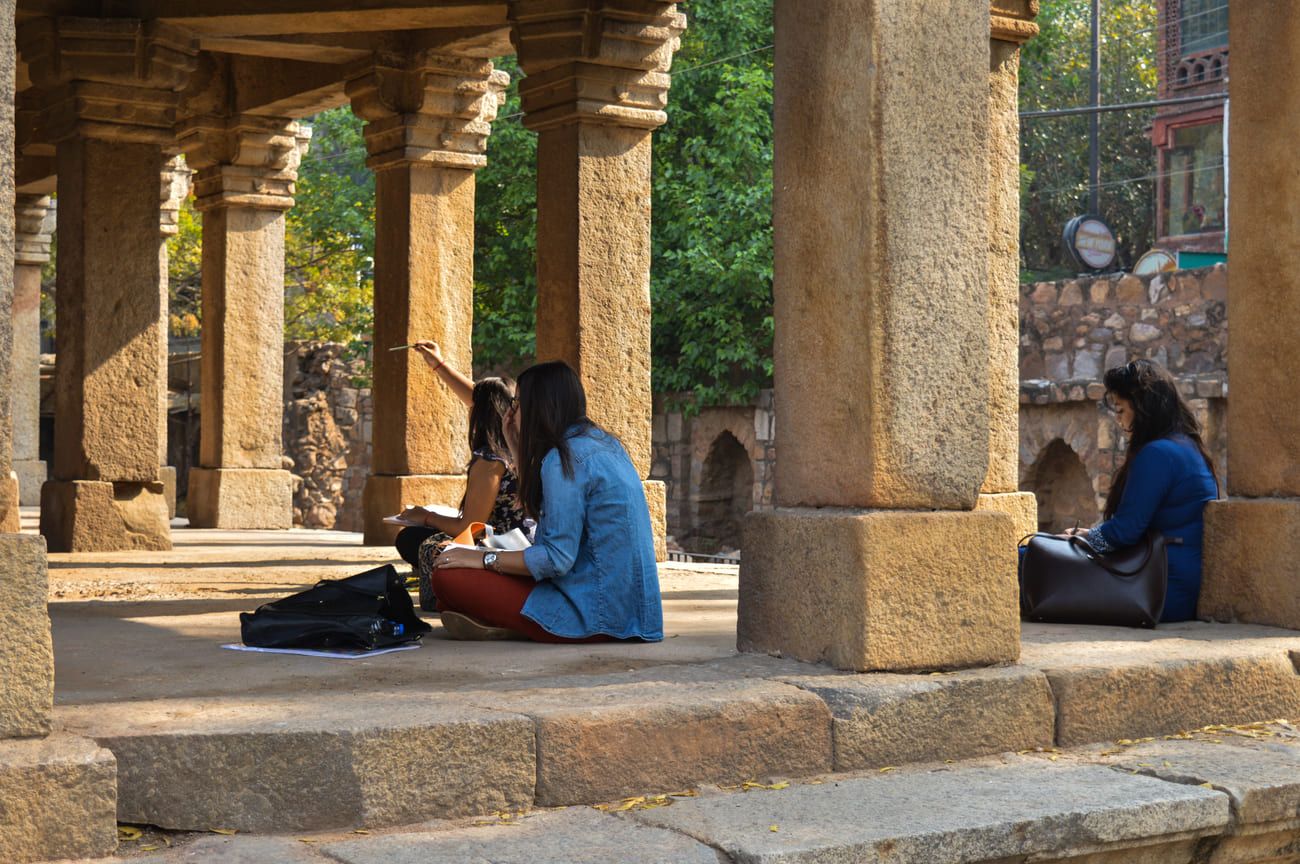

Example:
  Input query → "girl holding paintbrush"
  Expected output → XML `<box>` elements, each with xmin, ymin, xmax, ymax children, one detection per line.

<box><xmin>392</xmin><ymin>341</ymin><xmax>528</xmax><ymax>611</ymax></box>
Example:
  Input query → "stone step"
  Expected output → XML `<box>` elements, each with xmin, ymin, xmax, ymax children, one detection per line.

<box><xmin>0</xmin><ymin>734</ymin><xmax>117</xmax><ymax>863</ymax></box>
<box><xmin>52</xmin><ymin>628</ymin><xmax>1300</xmax><ymax>836</ymax></box>
<box><xmin>101</xmin><ymin>728</ymin><xmax>1300</xmax><ymax>863</ymax></box>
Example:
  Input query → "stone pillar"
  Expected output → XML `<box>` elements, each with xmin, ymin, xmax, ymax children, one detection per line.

<box><xmin>1</xmin><ymin>11</ymin><xmax>118</xmax><ymax>863</ymax></box>
<box><xmin>177</xmin><ymin>117</ymin><xmax>309</xmax><ymax>529</ymax></box>
<box><xmin>737</xmin><ymin>0</ymin><xmax>1018</xmax><ymax>672</ymax></box>
<box><xmin>347</xmin><ymin>54</ymin><xmax>509</xmax><ymax>544</ymax></box>
<box><xmin>975</xmin><ymin>2</ymin><xmax>1039</xmax><ymax>540</ymax></box>
<box><xmin>1200</xmin><ymin>9</ymin><xmax>1300</xmax><ymax>631</ymax></box>
<box><xmin>509</xmin><ymin>0</ymin><xmax>686</xmax><ymax>559</ymax></box>
<box><xmin>10</xmin><ymin>196</ymin><xmax>53</xmax><ymax>510</ymax></box>
<box><xmin>21</xmin><ymin>18</ymin><xmax>197</xmax><ymax>551</ymax></box>
<box><xmin>156</xmin><ymin>155</ymin><xmax>193</xmax><ymax>519</ymax></box>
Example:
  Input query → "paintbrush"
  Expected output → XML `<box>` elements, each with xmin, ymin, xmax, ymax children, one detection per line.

<box><xmin>388</xmin><ymin>344</ymin><xmax>417</xmax><ymax>352</ymax></box>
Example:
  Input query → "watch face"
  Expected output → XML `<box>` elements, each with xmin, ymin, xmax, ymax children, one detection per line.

<box><xmin>483</xmin><ymin>552</ymin><xmax>498</xmax><ymax>567</ymax></box>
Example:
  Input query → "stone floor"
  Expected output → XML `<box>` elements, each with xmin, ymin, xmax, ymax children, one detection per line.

<box><xmin>20</xmin><ymin>508</ymin><xmax>1300</xmax><ymax>862</ymax></box>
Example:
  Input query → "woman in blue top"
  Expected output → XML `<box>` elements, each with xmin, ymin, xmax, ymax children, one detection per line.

<box><xmin>1067</xmin><ymin>360</ymin><xmax>1219</xmax><ymax>622</ymax></box>
<box><xmin>429</xmin><ymin>361</ymin><xmax>663</xmax><ymax>643</ymax></box>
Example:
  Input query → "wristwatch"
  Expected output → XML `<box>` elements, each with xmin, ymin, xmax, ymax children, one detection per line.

<box><xmin>482</xmin><ymin>552</ymin><xmax>499</xmax><ymax>573</ymax></box>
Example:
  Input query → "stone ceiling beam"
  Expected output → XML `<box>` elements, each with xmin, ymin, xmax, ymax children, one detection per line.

<box><xmin>152</xmin><ymin>2</ymin><xmax>505</xmax><ymax>37</ymax></box>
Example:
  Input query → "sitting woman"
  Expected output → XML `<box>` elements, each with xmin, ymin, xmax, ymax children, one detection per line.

<box><xmin>392</xmin><ymin>341</ymin><xmax>527</xmax><ymax>611</ymax></box>
<box><xmin>429</xmin><ymin>361</ymin><xmax>662</xmax><ymax>643</ymax></box>
<box><xmin>1068</xmin><ymin>359</ymin><xmax>1219</xmax><ymax>622</ymax></box>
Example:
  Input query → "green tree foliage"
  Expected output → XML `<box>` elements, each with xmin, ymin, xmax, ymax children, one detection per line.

<box><xmin>649</xmin><ymin>0</ymin><xmax>773</xmax><ymax>407</ymax></box>
<box><xmin>1019</xmin><ymin>0</ymin><xmax>1159</xmax><ymax>276</ymax></box>
<box><xmin>283</xmin><ymin>107</ymin><xmax>375</xmax><ymax>347</ymax></box>
<box><xmin>473</xmin><ymin>56</ymin><xmax>539</xmax><ymax>375</ymax></box>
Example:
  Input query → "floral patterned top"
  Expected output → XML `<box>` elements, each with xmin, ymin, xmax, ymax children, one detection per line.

<box><xmin>472</xmin><ymin>451</ymin><xmax>529</xmax><ymax>536</ymax></box>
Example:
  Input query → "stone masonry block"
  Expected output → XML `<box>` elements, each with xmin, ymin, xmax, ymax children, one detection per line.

<box><xmin>478</xmin><ymin>677</ymin><xmax>832</xmax><ymax>807</ymax></box>
<box><xmin>159</xmin><ymin>464</ymin><xmax>176</xmax><ymax>518</ymax></box>
<box><xmin>0</xmin><ymin>472</ymin><xmax>18</xmax><ymax>533</ymax></box>
<box><xmin>0</xmin><ymin>734</ymin><xmax>117</xmax><ymax>863</ymax></box>
<box><xmin>975</xmin><ymin>490</ymin><xmax>1039</xmax><ymax>543</ymax></box>
<box><xmin>40</xmin><ymin>479</ymin><xmax>170</xmax><ymax>552</ymax></box>
<box><xmin>782</xmin><ymin>666</ymin><xmax>1055</xmax><ymax>771</ymax></box>
<box><xmin>0</xmin><ymin>533</ymin><xmax>52</xmax><ymax>737</ymax></box>
<box><xmin>78</xmin><ymin>697</ymin><xmax>535</xmax><ymax>832</ymax></box>
<box><xmin>739</xmin><ymin>508</ymin><xmax>1020</xmax><ymax>671</ymax></box>
<box><xmin>1201</xmin><ymin>498</ymin><xmax>1300</xmax><ymax>630</ymax></box>
<box><xmin>643</xmin><ymin>479</ymin><xmax>666</xmax><ymax>562</ymax></box>
<box><xmin>187</xmin><ymin>467</ymin><xmax>292</xmax><ymax>530</ymax></box>
<box><xmin>14</xmin><ymin>459</ymin><xmax>45</xmax><ymax>507</ymax></box>
<box><xmin>361</xmin><ymin>473</ymin><xmax>466</xmax><ymax>546</ymax></box>
<box><xmin>1042</xmin><ymin>652</ymin><xmax>1300</xmax><ymax>747</ymax></box>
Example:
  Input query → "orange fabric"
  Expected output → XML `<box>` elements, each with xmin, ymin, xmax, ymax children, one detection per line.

<box><xmin>429</xmin><ymin>567</ymin><xmax>612</xmax><ymax>644</ymax></box>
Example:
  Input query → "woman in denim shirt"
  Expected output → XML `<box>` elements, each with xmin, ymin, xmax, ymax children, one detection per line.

<box><xmin>429</xmin><ymin>362</ymin><xmax>663</xmax><ymax>643</ymax></box>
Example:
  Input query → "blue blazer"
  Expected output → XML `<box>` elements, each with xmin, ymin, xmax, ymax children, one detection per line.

<box><xmin>1091</xmin><ymin>435</ymin><xmax>1218</xmax><ymax>621</ymax></box>
<box><xmin>521</xmin><ymin>426</ymin><xmax>663</xmax><ymax>641</ymax></box>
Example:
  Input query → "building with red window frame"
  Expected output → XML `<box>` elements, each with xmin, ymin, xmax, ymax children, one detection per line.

<box><xmin>1153</xmin><ymin>0</ymin><xmax>1229</xmax><ymax>261</ymax></box>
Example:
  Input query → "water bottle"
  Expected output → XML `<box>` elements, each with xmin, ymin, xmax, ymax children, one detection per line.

<box><xmin>369</xmin><ymin>619</ymin><xmax>405</xmax><ymax>640</ymax></box>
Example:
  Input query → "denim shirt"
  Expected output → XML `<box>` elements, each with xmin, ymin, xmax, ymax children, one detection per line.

<box><xmin>521</xmin><ymin>426</ymin><xmax>663</xmax><ymax>641</ymax></box>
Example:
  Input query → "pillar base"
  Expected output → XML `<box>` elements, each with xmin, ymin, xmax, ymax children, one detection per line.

<box><xmin>0</xmin><ymin>473</ymin><xmax>18</xmax><ymax>534</ymax></box>
<box><xmin>644</xmin><ymin>479</ymin><xmax>667</xmax><ymax>562</ymax></box>
<box><xmin>738</xmin><ymin>507</ymin><xmax>1020</xmax><ymax>672</ymax></box>
<box><xmin>0</xmin><ymin>533</ymin><xmax>52</xmax><ymax>738</ymax></box>
<box><xmin>363</xmin><ymin>474</ymin><xmax>468</xmax><ymax>546</ymax></box>
<box><xmin>14</xmin><ymin>460</ymin><xmax>46</xmax><ymax>507</ymax></box>
<box><xmin>976</xmin><ymin>491</ymin><xmax>1039</xmax><ymax>543</ymax></box>
<box><xmin>187</xmin><ymin>468</ymin><xmax>292</xmax><ymax>530</ymax></box>
<box><xmin>40</xmin><ymin>480</ymin><xmax>171</xmax><ymax>553</ymax></box>
<box><xmin>1201</xmin><ymin>499</ymin><xmax>1300</xmax><ymax>630</ymax></box>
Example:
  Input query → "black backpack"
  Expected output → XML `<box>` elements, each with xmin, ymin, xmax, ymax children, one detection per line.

<box><xmin>239</xmin><ymin>564</ymin><xmax>432</xmax><ymax>650</ymax></box>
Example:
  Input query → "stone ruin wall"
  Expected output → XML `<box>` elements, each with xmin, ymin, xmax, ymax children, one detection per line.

<box><xmin>1019</xmin><ymin>265</ymin><xmax>1228</xmax><ymax>532</ymax></box>
<box><xmin>282</xmin><ymin>343</ymin><xmax>372</xmax><ymax>532</ymax></box>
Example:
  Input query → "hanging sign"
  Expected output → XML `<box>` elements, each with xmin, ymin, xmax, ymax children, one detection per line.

<box><xmin>1063</xmin><ymin>215</ymin><xmax>1118</xmax><ymax>272</ymax></box>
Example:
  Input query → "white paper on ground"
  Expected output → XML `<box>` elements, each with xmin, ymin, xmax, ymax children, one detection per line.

<box><xmin>221</xmin><ymin>643</ymin><xmax>422</xmax><ymax>659</ymax></box>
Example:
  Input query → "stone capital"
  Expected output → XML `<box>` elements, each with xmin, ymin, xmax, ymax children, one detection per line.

<box><xmin>18</xmin><ymin>17</ymin><xmax>198</xmax><ymax>144</ymax></box>
<box><xmin>177</xmin><ymin>116</ymin><xmax>310</xmax><ymax>212</ymax></box>
<box><xmin>991</xmin><ymin>1</ymin><xmax>1040</xmax><ymax>45</ymax></box>
<box><xmin>14</xmin><ymin>195</ymin><xmax>56</xmax><ymax>266</ymax></box>
<box><xmin>345</xmin><ymin>54</ymin><xmax>509</xmax><ymax>172</ymax></box>
<box><xmin>509</xmin><ymin>0</ymin><xmax>685</xmax><ymax>131</ymax></box>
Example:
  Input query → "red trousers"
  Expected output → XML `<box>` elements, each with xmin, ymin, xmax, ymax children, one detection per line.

<box><xmin>429</xmin><ymin>568</ymin><xmax>611</xmax><ymax>644</ymax></box>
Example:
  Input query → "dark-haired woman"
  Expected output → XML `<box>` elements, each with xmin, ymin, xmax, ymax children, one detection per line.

<box><xmin>1067</xmin><ymin>359</ymin><xmax>1219</xmax><ymax>622</ymax></box>
<box><xmin>392</xmin><ymin>341</ymin><xmax>528</xmax><ymax>611</ymax></box>
<box><xmin>428</xmin><ymin>361</ymin><xmax>663</xmax><ymax>643</ymax></box>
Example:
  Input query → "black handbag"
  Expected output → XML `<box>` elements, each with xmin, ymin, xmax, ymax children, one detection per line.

<box><xmin>1018</xmin><ymin>531</ymin><xmax>1170</xmax><ymax>628</ymax></box>
<box><xmin>240</xmin><ymin>564</ymin><xmax>431</xmax><ymax>650</ymax></box>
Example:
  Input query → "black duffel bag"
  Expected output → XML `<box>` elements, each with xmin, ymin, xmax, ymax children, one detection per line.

<box><xmin>240</xmin><ymin>564</ymin><xmax>431</xmax><ymax>650</ymax></box>
<box><xmin>1018</xmin><ymin>531</ymin><xmax>1169</xmax><ymax>628</ymax></box>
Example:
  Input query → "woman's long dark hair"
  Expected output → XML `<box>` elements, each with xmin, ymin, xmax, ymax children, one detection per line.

<box><xmin>467</xmin><ymin>376</ymin><xmax>515</xmax><ymax>463</ymax></box>
<box><xmin>1102</xmin><ymin>359</ymin><xmax>1218</xmax><ymax>519</ymax></box>
<box><xmin>515</xmin><ymin>361</ymin><xmax>593</xmax><ymax>518</ymax></box>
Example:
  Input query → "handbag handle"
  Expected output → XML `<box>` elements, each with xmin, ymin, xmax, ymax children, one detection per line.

<box><xmin>1066</xmin><ymin>532</ymin><xmax>1156</xmax><ymax>578</ymax></box>
<box><xmin>1020</xmin><ymin>531</ymin><xmax>1158</xmax><ymax>579</ymax></box>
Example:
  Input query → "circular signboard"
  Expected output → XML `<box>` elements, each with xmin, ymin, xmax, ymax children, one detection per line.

<box><xmin>1132</xmin><ymin>248</ymin><xmax>1178</xmax><ymax>276</ymax></box>
<box><xmin>1063</xmin><ymin>215</ymin><xmax>1118</xmax><ymax>272</ymax></box>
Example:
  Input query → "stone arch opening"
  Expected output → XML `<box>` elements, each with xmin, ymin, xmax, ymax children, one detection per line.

<box><xmin>693</xmin><ymin>431</ymin><xmax>754</xmax><ymax>553</ymax></box>
<box><xmin>1026</xmin><ymin>438</ymin><xmax>1097</xmax><ymax>534</ymax></box>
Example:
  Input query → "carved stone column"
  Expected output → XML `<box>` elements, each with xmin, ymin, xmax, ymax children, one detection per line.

<box><xmin>177</xmin><ymin>117</ymin><xmax>308</xmax><ymax>529</ymax></box>
<box><xmin>509</xmin><ymin>0</ymin><xmax>686</xmax><ymax>558</ymax></box>
<box><xmin>738</xmin><ymin>0</ymin><xmax>1018</xmax><ymax>672</ymax></box>
<box><xmin>347</xmin><ymin>53</ymin><xmax>509</xmax><ymax>544</ymax></box>
<box><xmin>20</xmin><ymin>18</ymin><xmax>197</xmax><ymax>551</ymax></box>
<box><xmin>11</xmin><ymin>195</ymin><xmax>54</xmax><ymax>509</ymax></box>
<box><xmin>975</xmin><ymin>3</ymin><xmax>1040</xmax><ymax>539</ymax></box>
<box><xmin>156</xmin><ymin>155</ymin><xmax>192</xmax><ymax>519</ymax></box>
<box><xmin>1200</xmin><ymin>8</ymin><xmax>1300</xmax><ymax>630</ymax></box>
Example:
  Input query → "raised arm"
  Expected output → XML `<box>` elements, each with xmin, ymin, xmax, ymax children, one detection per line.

<box><xmin>413</xmin><ymin>341</ymin><xmax>474</xmax><ymax>407</ymax></box>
